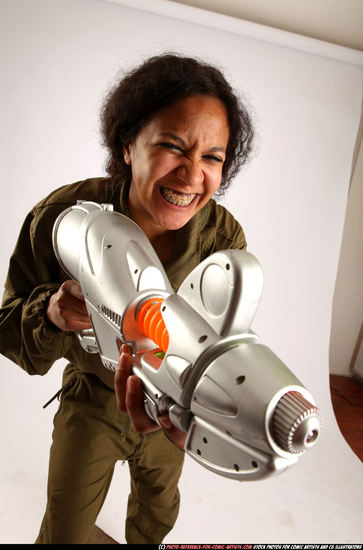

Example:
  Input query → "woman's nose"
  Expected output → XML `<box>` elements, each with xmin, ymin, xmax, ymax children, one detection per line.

<box><xmin>175</xmin><ymin>158</ymin><xmax>204</xmax><ymax>187</ymax></box>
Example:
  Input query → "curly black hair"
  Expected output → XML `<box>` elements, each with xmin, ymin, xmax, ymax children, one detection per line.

<box><xmin>101</xmin><ymin>53</ymin><xmax>254</xmax><ymax>193</ymax></box>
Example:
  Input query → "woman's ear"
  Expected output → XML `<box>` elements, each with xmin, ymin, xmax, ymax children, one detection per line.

<box><xmin>123</xmin><ymin>144</ymin><xmax>131</xmax><ymax>166</ymax></box>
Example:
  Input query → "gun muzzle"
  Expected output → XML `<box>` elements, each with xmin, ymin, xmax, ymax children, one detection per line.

<box><xmin>272</xmin><ymin>391</ymin><xmax>322</xmax><ymax>453</ymax></box>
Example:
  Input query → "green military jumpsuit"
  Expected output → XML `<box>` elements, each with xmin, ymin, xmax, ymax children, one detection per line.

<box><xmin>0</xmin><ymin>177</ymin><xmax>246</xmax><ymax>544</ymax></box>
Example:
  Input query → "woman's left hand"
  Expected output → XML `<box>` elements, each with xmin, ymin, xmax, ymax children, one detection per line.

<box><xmin>115</xmin><ymin>344</ymin><xmax>186</xmax><ymax>450</ymax></box>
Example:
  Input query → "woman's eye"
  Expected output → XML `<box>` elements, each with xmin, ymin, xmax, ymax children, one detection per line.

<box><xmin>160</xmin><ymin>142</ymin><xmax>183</xmax><ymax>152</ymax></box>
<box><xmin>204</xmin><ymin>154</ymin><xmax>223</xmax><ymax>163</ymax></box>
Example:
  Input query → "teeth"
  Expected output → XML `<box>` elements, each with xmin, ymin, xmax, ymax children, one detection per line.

<box><xmin>161</xmin><ymin>187</ymin><xmax>196</xmax><ymax>206</ymax></box>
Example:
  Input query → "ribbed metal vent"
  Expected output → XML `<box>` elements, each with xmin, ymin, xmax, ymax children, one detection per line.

<box><xmin>101</xmin><ymin>305</ymin><xmax>122</xmax><ymax>329</ymax></box>
<box><xmin>272</xmin><ymin>391</ymin><xmax>322</xmax><ymax>454</ymax></box>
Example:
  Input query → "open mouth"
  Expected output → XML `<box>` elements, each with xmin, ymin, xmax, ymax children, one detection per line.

<box><xmin>160</xmin><ymin>187</ymin><xmax>197</xmax><ymax>207</ymax></box>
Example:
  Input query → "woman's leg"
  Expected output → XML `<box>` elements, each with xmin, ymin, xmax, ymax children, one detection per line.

<box><xmin>35</xmin><ymin>369</ymin><xmax>135</xmax><ymax>544</ymax></box>
<box><xmin>125</xmin><ymin>429</ymin><xmax>185</xmax><ymax>544</ymax></box>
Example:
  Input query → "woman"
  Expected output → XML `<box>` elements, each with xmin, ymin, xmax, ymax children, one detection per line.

<box><xmin>0</xmin><ymin>53</ymin><xmax>254</xmax><ymax>544</ymax></box>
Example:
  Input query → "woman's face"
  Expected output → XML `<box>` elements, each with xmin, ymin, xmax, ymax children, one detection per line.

<box><xmin>124</xmin><ymin>95</ymin><xmax>229</xmax><ymax>240</ymax></box>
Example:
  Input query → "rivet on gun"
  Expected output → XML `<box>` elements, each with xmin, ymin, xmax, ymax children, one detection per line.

<box><xmin>104</xmin><ymin>244</ymin><xmax>112</xmax><ymax>249</ymax></box>
<box><xmin>236</xmin><ymin>375</ymin><xmax>246</xmax><ymax>385</ymax></box>
<box><xmin>252</xmin><ymin>461</ymin><xmax>258</xmax><ymax>468</ymax></box>
<box><xmin>198</xmin><ymin>335</ymin><xmax>207</xmax><ymax>343</ymax></box>
<box><xmin>190</xmin><ymin>283</ymin><xmax>194</xmax><ymax>289</ymax></box>
<box><xmin>226</xmin><ymin>263</ymin><xmax>230</xmax><ymax>270</ymax></box>
<box><xmin>134</xmin><ymin>269</ymin><xmax>138</xmax><ymax>274</ymax></box>
<box><xmin>202</xmin><ymin>437</ymin><xmax>208</xmax><ymax>444</ymax></box>
<box><xmin>197</xmin><ymin>449</ymin><xmax>201</xmax><ymax>455</ymax></box>
<box><xmin>234</xmin><ymin>464</ymin><xmax>239</xmax><ymax>471</ymax></box>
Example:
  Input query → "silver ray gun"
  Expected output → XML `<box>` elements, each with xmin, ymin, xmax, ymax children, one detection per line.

<box><xmin>53</xmin><ymin>201</ymin><xmax>322</xmax><ymax>481</ymax></box>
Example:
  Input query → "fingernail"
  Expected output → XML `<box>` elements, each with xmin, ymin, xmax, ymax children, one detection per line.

<box><xmin>159</xmin><ymin>416</ymin><xmax>172</xmax><ymax>430</ymax></box>
<box><xmin>120</xmin><ymin>343</ymin><xmax>131</xmax><ymax>354</ymax></box>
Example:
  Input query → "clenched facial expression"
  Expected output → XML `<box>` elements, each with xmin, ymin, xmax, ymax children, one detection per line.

<box><xmin>124</xmin><ymin>95</ymin><xmax>230</xmax><ymax>240</ymax></box>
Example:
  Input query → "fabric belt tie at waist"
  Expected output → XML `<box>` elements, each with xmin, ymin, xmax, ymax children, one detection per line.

<box><xmin>42</xmin><ymin>377</ymin><xmax>77</xmax><ymax>409</ymax></box>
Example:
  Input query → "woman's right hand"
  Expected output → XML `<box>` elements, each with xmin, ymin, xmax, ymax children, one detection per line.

<box><xmin>46</xmin><ymin>280</ymin><xmax>92</xmax><ymax>331</ymax></box>
<box><xmin>115</xmin><ymin>344</ymin><xmax>187</xmax><ymax>450</ymax></box>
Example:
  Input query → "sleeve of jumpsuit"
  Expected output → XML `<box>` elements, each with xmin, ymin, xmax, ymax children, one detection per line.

<box><xmin>0</xmin><ymin>206</ymin><xmax>74</xmax><ymax>376</ymax></box>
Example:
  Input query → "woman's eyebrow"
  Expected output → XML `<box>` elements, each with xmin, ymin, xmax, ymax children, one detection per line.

<box><xmin>157</xmin><ymin>132</ymin><xmax>186</xmax><ymax>146</ymax></box>
<box><xmin>208</xmin><ymin>146</ymin><xmax>226</xmax><ymax>153</ymax></box>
